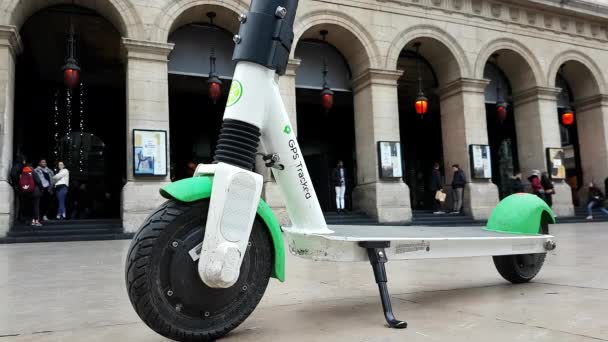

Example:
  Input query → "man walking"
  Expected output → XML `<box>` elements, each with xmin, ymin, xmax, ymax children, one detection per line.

<box><xmin>451</xmin><ymin>164</ymin><xmax>466</xmax><ymax>214</ymax></box>
<box><xmin>429</xmin><ymin>162</ymin><xmax>444</xmax><ymax>214</ymax></box>
<box><xmin>34</xmin><ymin>159</ymin><xmax>54</xmax><ymax>221</ymax></box>
<box><xmin>332</xmin><ymin>160</ymin><xmax>347</xmax><ymax>214</ymax></box>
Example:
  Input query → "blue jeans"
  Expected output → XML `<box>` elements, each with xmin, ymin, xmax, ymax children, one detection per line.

<box><xmin>56</xmin><ymin>186</ymin><xmax>68</xmax><ymax>218</ymax></box>
<box><xmin>587</xmin><ymin>201</ymin><xmax>608</xmax><ymax>216</ymax></box>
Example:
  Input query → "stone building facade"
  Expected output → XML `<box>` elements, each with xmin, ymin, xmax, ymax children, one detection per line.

<box><xmin>1</xmin><ymin>0</ymin><xmax>608</xmax><ymax>236</ymax></box>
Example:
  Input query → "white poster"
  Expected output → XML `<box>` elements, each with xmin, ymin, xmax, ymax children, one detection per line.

<box><xmin>470</xmin><ymin>145</ymin><xmax>492</xmax><ymax>179</ymax></box>
<box><xmin>133</xmin><ymin>130</ymin><xmax>167</xmax><ymax>176</ymax></box>
<box><xmin>378</xmin><ymin>141</ymin><xmax>403</xmax><ymax>178</ymax></box>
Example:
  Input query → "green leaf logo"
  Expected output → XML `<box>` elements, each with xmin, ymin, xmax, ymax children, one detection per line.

<box><xmin>226</xmin><ymin>80</ymin><xmax>243</xmax><ymax>107</ymax></box>
<box><xmin>283</xmin><ymin>125</ymin><xmax>291</xmax><ymax>134</ymax></box>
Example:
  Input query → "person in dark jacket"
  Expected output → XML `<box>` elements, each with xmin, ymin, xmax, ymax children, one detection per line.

<box><xmin>510</xmin><ymin>172</ymin><xmax>525</xmax><ymax>194</ymax></box>
<box><xmin>541</xmin><ymin>172</ymin><xmax>555</xmax><ymax>208</ymax></box>
<box><xmin>586</xmin><ymin>182</ymin><xmax>608</xmax><ymax>220</ymax></box>
<box><xmin>451</xmin><ymin>164</ymin><xmax>466</xmax><ymax>214</ymax></box>
<box><xmin>528</xmin><ymin>170</ymin><xmax>545</xmax><ymax>200</ymax></box>
<box><xmin>331</xmin><ymin>160</ymin><xmax>347</xmax><ymax>214</ymax></box>
<box><xmin>9</xmin><ymin>155</ymin><xmax>26</xmax><ymax>222</ymax></box>
<box><xmin>429</xmin><ymin>162</ymin><xmax>444</xmax><ymax>214</ymax></box>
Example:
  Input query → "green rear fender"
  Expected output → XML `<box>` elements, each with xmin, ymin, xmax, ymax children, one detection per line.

<box><xmin>159</xmin><ymin>176</ymin><xmax>285</xmax><ymax>282</ymax></box>
<box><xmin>485</xmin><ymin>193</ymin><xmax>556</xmax><ymax>235</ymax></box>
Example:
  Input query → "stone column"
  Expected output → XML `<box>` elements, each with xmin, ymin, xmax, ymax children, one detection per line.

<box><xmin>513</xmin><ymin>86</ymin><xmax>574</xmax><ymax>216</ymax></box>
<box><xmin>351</xmin><ymin>68</ymin><xmax>411</xmax><ymax>223</ymax></box>
<box><xmin>259</xmin><ymin>59</ymin><xmax>300</xmax><ymax>226</ymax></box>
<box><xmin>0</xmin><ymin>26</ymin><xmax>21</xmax><ymax>237</ymax></box>
<box><xmin>574</xmin><ymin>95</ymin><xmax>608</xmax><ymax>192</ymax></box>
<box><xmin>121</xmin><ymin>38</ymin><xmax>174</xmax><ymax>232</ymax></box>
<box><xmin>438</xmin><ymin>78</ymin><xmax>499</xmax><ymax>220</ymax></box>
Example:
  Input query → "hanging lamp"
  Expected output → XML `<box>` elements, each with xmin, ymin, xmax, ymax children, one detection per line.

<box><xmin>413</xmin><ymin>42</ymin><xmax>428</xmax><ymax>116</ymax></box>
<box><xmin>559</xmin><ymin>65</ymin><xmax>575</xmax><ymax>126</ymax></box>
<box><xmin>62</xmin><ymin>21</ymin><xmax>80</xmax><ymax>89</ymax></box>
<box><xmin>493</xmin><ymin>54</ymin><xmax>508</xmax><ymax>123</ymax></box>
<box><xmin>206</xmin><ymin>12</ymin><xmax>222</xmax><ymax>104</ymax></box>
<box><xmin>319</xmin><ymin>30</ymin><xmax>334</xmax><ymax>112</ymax></box>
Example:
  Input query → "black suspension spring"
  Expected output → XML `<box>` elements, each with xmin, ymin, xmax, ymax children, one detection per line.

<box><xmin>214</xmin><ymin>119</ymin><xmax>261</xmax><ymax>170</ymax></box>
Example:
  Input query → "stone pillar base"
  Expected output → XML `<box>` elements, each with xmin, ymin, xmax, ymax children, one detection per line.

<box><xmin>0</xmin><ymin>181</ymin><xmax>13</xmax><ymax>237</ymax></box>
<box><xmin>122</xmin><ymin>181</ymin><xmax>169</xmax><ymax>233</ymax></box>
<box><xmin>464</xmin><ymin>182</ymin><xmax>499</xmax><ymax>220</ymax></box>
<box><xmin>261</xmin><ymin>181</ymin><xmax>291</xmax><ymax>226</ymax></box>
<box><xmin>352</xmin><ymin>181</ymin><xmax>412</xmax><ymax>224</ymax></box>
<box><xmin>552</xmin><ymin>181</ymin><xmax>575</xmax><ymax>217</ymax></box>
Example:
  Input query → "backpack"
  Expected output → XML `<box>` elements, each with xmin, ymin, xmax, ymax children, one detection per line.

<box><xmin>19</xmin><ymin>171</ymin><xmax>36</xmax><ymax>193</ymax></box>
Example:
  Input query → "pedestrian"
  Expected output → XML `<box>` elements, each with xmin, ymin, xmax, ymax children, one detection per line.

<box><xmin>451</xmin><ymin>164</ymin><xmax>466</xmax><ymax>214</ymax></box>
<box><xmin>331</xmin><ymin>160</ymin><xmax>347</xmax><ymax>214</ymax></box>
<box><xmin>541</xmin><ymin>172</ymin><xmax>555</xmax><ymax>208</ymax></box>
<box><xmin>9</xmin><ymin>155</ymin><xmax>26</xmax><ymax>222</ymax></box>
<box><xmin>528</xmin><ymin>170</ymin><xmax>545</xmax><ymax>200</ymax></box>
<box><xmin>18</xmin><ymin>164</ymin><xmax>43</xmax><ymax>226</ymax></box>
<box><xmin>586</xmin><ymin>182</ymin><xmax>608</xmax><ymax>220</ymax></box>
<box><xmin>52</xmin><ymin>161</ymin><xmax>69</xmax><ymax>220</ymax></box>
<box><xmin>34</xmin><ymin>159</ymin><xmax>54</xmax><ymax>221</ymax></box>
<box><xmin>510</xmin><ymin>172</ymin><xmax>525</xmax><ymax>195</ymax></box>
<box><xmin>429</xmin><ymin>162</ymin><xmax>445</xmax><ymax>214</ymax></box>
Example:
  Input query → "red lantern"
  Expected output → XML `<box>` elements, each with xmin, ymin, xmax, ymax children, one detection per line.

<box><xmin>496</xmin><ymin>101</ymin><xmax>508</xmax><ymax>122</ymax></box>
<box><xmin>321</xmin><ymin>87</ymin><xmax>334</xmax><ymax>111</ymax></box>
<box><xmin>415</xmin><ymin>93</ymin><xmax>428</xmax><ymax>115</ymax></box>
<box><xmin>207</xmin><ymin>76</ymin><xmax>222</xmax><ymax>104</ymax></box>
<box><xmin>63</xmin><ymin>67</ymin><xmax>80</xmax><ymax>89</ymax></box>
<box><xmin>562</xmin><ymin>109</ymin><xmax>574</xmax><ymax>126</ymax></box>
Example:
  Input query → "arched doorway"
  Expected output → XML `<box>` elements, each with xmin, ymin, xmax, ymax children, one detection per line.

<box><xmin>294</xmin><ymin>30</ymin><xmax>355</xmax><ymax>212</ymax></box>
<box><xmin>553</xmin><ymin>59</ymin><xmax>603</xmax><ymax>205</ymax></box>
<box><xmin>14</xmin><ymin>4</ymin><xmax>126</xmax><ymax>220</ymax></box>
<box><xmin>167</xmin><ymin>7</ymin><xmax>236</xmax><ymax>180</ymax></box>
<box><xmin>483</xmin><ymin>60</ymin><xmax>519</xmax><ymax>199</ymax></box>
<box><xmin>396</xmin><ymin>43</ymin><xmax>441</xmax><ymax>210</ymax></box>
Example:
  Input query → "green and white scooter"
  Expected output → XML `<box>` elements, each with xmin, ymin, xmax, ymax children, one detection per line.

<box><xmin>125</xmin><ymin>1</ymin><xmax>557</xmax><ymax>340</ymax></box>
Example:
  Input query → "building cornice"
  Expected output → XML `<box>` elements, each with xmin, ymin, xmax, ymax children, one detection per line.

<box><xmin>371</xmin><ymin>0</ymin><xmax>608</xmax><ymax>42</ymax></box>
<box><xmin>0</xmin><ymin>25</ymin><xmax>22</xmax><ymax>57</ymax></box>
<box><xmin>437</xmin><ymin>78</ymin><xmax>490</xmax><ymax>100</ymax></box>
<box><xmin>351</xmin><ymin>69</ymin><xmax>404</xmax><ymax>93</ymax></box>
<box><xmin>513</xmin><ymin>86</ymin><xmax>561</xmax><ymax>105</ymax></box>
<box><xmin>573</xmin><ymin>94</ymin><xmax>608</xmax><ymax>111</ymax></box>
<box><xmin>122</xmin><ymin>38</ymin><xmax>174</xmax><ymax>62</ymax></box>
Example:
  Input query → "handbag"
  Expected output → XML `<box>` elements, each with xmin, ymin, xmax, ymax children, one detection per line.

<box><xmin>435</xmin><ymin>190</ymin><xmax>447</xmax><ymax>202</ymax></box>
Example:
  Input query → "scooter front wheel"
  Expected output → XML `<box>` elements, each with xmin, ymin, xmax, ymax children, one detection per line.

<box><xmin>125</xmin><ymin>199</ymin><xmax>272</xmax><ymax>342</ymax></box>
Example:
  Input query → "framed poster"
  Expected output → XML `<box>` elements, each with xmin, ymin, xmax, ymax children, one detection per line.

<box><xmin>546</xmin><ymin>147</ymin><xmax>566</xmax><ymax>180</ymax></box>
<box><xmin>377</xmin><ymin>141</ymin><xmax>403</xmax><ymax>179</ymax></box>
<box><xmin>133</xmin><ymin>129</ymin><xmax>167</xmax><ymax>176</ymax></box>
<box><xmin>469</xmin><ymin>144</ymin><xmax>492</xmax><ymax>179</ymax></box>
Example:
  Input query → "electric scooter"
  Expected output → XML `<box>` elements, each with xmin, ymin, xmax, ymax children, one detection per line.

<box><xmin>125</xmin><ymin>1</ymin><xmax>557</xmax><ymax>340</ymax></box>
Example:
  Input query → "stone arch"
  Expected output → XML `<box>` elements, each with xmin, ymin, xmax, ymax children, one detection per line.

<box><xmin>152</xmin><ymin>0</ymin><xmax>249</xmax><ymax>42</ymax></box>
<box><xmin>292</xmin><ymin>10</ymin><xmax>379</xmax><ymax>76</ymax></box>
<box><xmin>386</xmin><ymin>24</ymin><xmax>470</xmax><ymax>84</ymax></box>
<box><xmin>2</xmin><ymin>0</ymin><xmax>143</xmax><ymax>39</ymax></box>
<box><xmin>547</xmin><ymin>50</ymin><xmax>605</xmax><ymax>99</ymax></box>
<box><xmin>475</xmin><ymin>38</ymin><xmax>544</xmax><ymax>91</ymax></box>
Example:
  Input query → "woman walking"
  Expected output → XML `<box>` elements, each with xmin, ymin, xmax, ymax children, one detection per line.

<box><xmin>53</xmin><ymin>161</ymin><xmax>70</xmax><ymax>220</ymax></box>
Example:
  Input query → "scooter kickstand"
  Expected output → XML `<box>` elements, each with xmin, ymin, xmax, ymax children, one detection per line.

<box><xmin>359</xmin><ymin>241</ymin><xmax>407</xmax><ymax>329</ymax></box>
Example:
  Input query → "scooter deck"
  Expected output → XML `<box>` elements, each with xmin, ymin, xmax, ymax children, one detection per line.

<box><xmin>284</xmin><ymin>225</ymin><xmax>554</xmax><ymax>262</ymax></box>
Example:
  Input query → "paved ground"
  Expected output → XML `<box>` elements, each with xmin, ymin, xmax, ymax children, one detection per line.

<box><xmin>1</xmin><ymin>222</ymin><xmax>607</xmax><ymax>341</ymax></box>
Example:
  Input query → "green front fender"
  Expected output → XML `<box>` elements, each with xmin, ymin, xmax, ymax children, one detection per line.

<box><xmin>159</xmin><ymin>176</ymin><xmax>285</xmax><ymax>282</ymax></box>
<box><xmin>485</xmin><ymin>193</ymin><xmax>556</xmax><ymax>235</ymax></box>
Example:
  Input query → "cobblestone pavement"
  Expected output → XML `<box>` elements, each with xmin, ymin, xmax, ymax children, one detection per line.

<box><xmin>1</xmin><ymin>223</ymin><xmax>607</xmax><ymax>341</ymax></box>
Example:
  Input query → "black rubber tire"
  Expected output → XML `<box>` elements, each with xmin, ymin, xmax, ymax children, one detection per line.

<box><xmin>492</xmin><ymin>222</ymin><xmax>549</xmax><ymax>284</ymax></box>
<box><xmin>125</xmin><ymin>199</ymin><xmax>272</xmax><ymax>341</ymax></box>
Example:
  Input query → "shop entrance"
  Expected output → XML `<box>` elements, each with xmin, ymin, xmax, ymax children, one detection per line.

<box><xmin>13</xmin><ymin>5</ymin><xmax>126</xmax><ymax>220</ymax></box>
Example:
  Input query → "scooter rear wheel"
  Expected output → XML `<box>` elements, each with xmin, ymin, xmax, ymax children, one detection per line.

<box><xmin>492</xmin><ymin>222</ymin><xmax>548</xmax><ymax>284</ymax></box>
<box><xmin>125</xmin><ymin>199</ymin><xmax>272</xmax><ymax>341</ymax></box>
